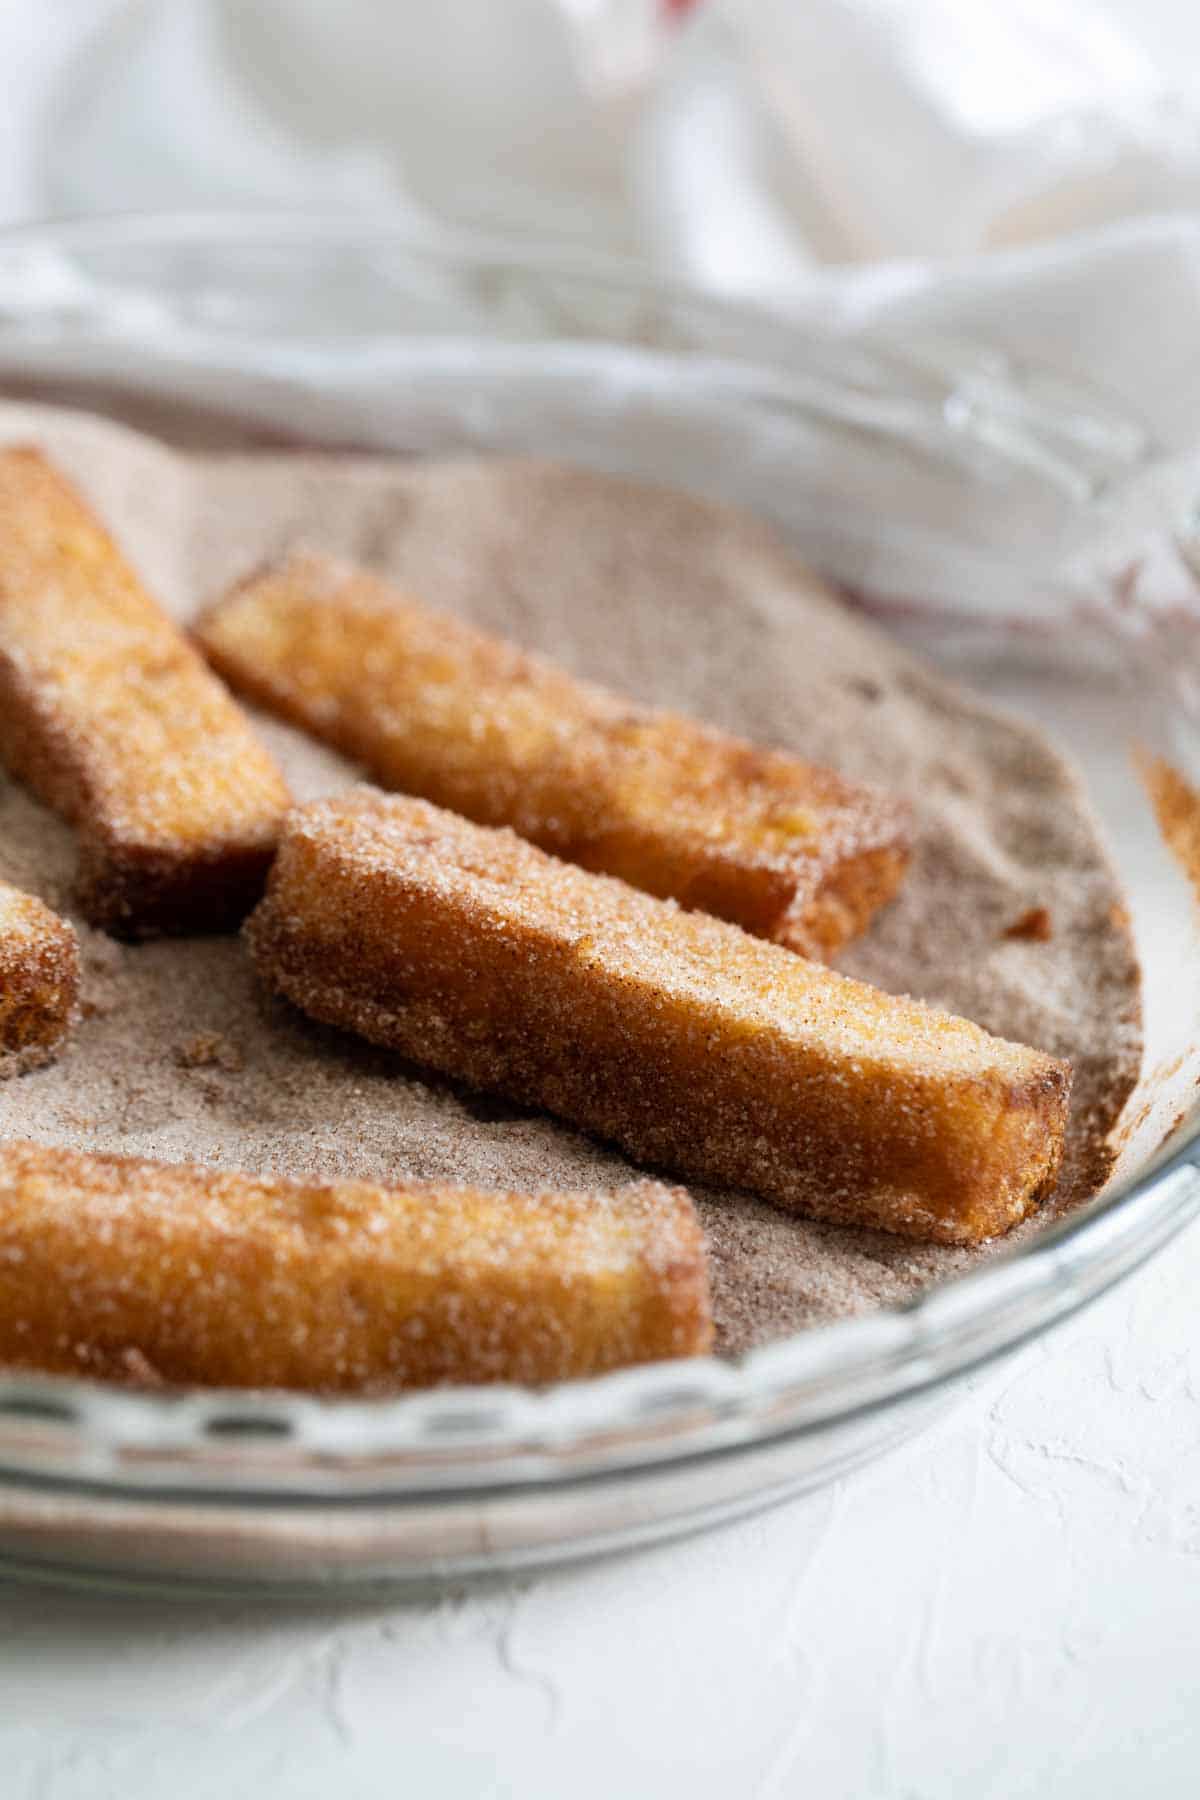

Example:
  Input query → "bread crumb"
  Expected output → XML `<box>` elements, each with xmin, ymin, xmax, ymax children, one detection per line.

<box><xmin>175</xmin><ymin>1031</ymin><xmax>244</xmax><ymax>1073</ymax></box>
<box><xmin>1003</xmin><ymin>906</ymin><xmax>1053</xmax><ymax>942</ymax></box>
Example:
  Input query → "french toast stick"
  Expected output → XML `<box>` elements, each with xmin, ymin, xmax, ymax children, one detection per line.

<box><xmin>0</xmin><ymin>1141</ymin><xmax>711</xmax><ymax>1391</ymax></box>
<box><xmin>0</xmin><ymin>882</ymin><xmax>79</xmax><ymax>1074</ymax></box>
<box><xmin>198</xmin><ymin>553</ymin><xmax>909</xmax><ymax>957</ymax></box>
<box><xmin>247</xmin><ymin>791</ymin><xmax>1071</xmax><ymax>1245</ymax></box>
<box><xmin>0</xmin><ymin>449</ymin><xmax>291</xmax><ymax>936</ymax></box>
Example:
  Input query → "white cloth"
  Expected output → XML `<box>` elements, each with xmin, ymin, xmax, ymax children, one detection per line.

<box><xmin>8</xmin><ymin>0</ymin><xmax>1200</xmax><ymax>645</ymax></box>
<box><xmin>26</xmin><ymin>1</ymin><xmax>1200</xmax><ymax>273</ymax></box>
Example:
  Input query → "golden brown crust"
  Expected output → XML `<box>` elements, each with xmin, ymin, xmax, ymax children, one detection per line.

<box><xmin>197</xmin><ymin>553</ymin><xmax>910</xmax><ymax>957</ymax></box>
<box><xmin>0</xmin><ymin>1140</ymin><xmax>711</xmax><ymax>1391</ymax></box>
<box><xmin>0</xmin><ymin>449</ymin><xmax>292</xmax><ymax>937</ymax></box>
<box><xmin>0</xmin><ymin>882</ymin><xmax>79</xmax><ymax>1075</ymax></box>
<box><xmin>247</xmin><ymin>791</ymin><xmax>1072</xmax><ymax>1246</ymax></box>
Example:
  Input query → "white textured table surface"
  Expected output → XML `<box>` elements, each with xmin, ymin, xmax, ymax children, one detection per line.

<box><xmin>6</xmin><ymin>1220</ymin><xmax>1200</xmax><ymax>1799</ymax></box>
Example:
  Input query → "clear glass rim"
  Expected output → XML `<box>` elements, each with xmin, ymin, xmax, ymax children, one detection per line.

<box><xmin>0</xmin><ymin>205</ymin><xmax>776</xmax><ymax>309</ymax></box>
<box><xmin>0</xmin><ymin>208</ymin><xmax>1196</xmax><ymax>1506</ymax></box>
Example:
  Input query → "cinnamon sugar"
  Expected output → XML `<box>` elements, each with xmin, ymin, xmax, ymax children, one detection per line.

<box><xmin>0</xmin><ymin>411</ymin><xmax>1143</xmax><ymax>1355</ymax></box>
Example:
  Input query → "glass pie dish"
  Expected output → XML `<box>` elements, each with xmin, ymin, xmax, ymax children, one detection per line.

<box><xmin>0</xmin><ymin>213</ymin><xmax>1198</xmax><ymax>1595</ymax></box>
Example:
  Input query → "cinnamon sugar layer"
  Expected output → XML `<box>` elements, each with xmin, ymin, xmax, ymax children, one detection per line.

<box><xmin>0</xmin><ymin>417</ymin><xmax>1143</xmax><ymax>1351</ymax></box>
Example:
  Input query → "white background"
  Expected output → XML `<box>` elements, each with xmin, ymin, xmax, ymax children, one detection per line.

<box><xmin>5</xmin><ymin>6</ymin><xmax>1200</xmax><ymax>1795</ymax></box>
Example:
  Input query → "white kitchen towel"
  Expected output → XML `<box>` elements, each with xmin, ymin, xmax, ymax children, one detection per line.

<box><xmin>30</xmin><ymin>0</ymin><xmax>1200</xmax><ymax>275</ymax></box>
<box><xmin>6</xmin><ymin>0</ymin><xmax>1200</xmax><ymax>645</ymax></box>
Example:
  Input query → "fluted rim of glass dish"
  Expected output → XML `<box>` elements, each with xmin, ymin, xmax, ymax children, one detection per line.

<box><xmin>0</xmin><ymin>208</ymin><xmax>1197</xmax><ymax>1507</ymax></box>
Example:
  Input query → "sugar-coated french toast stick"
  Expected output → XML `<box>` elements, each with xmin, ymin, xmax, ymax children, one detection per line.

<box><xmin>0</xmin><ymin>1141</ymin><xmax>711</xmax><ymax>1391</ymax></box>
<box><xmin>198</xmin><ymin>553</ymin><xmax>910</xmax><ymax>958</ymax></box>
<box><xmin>0</xmin><ymin>882</ymin><xmax>79</xmax><ymax>1075</ymax></box>
<box><xmin>0</xmin><ymin>450</ymin><xmax>292</xmax><ymax>936</ymax></box>
<box><xmin>249</xmin><ymin>792</ymin><xmax>1071</xmax><ymax>1245</ymax></box>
